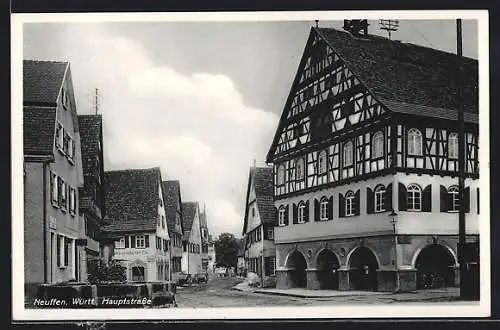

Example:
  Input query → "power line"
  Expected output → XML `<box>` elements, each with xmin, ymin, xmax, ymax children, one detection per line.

<box><xmin>407</xmin><ymin>21</ymin><xmax>435</xmax><ymax>49</ymax></box>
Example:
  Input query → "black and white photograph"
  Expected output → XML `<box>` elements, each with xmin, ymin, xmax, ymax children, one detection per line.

<box><xmin>12</xmin><ymin>10</ymin><xmax>490</xmax><ymax>320</ymax></box>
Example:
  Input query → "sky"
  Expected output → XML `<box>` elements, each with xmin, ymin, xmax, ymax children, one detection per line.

<box><xmin>22</xmin><ymin>18</ymin><xmax>478</xmax><ymax>238</ymax></box>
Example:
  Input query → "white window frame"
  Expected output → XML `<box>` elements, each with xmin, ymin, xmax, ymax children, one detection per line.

<box><xmin>296</xmin><ymin>158</ymin><xmax>305</xmax><ymax>180</ymax></box>
<box><xmin>407</xmin><ymin>184</ymin><xmax>422</xmax><ymax>211</ymax></box>
<box><xmin>278</xmin><ymin>208</ymin><xmax>286</xmax><ymax>226</ymax></box>
<box><xmin>58</xmin><ymin>234</ymin><xmax>66</xmax><ymax>268</ymax></box>
<box><xmin>51</xmin><ymin>171</ymin><xmax>58</xmax><ymax>207</ymax></box>
<box><xmin>318</xmin><ymin>150</ymin><xmax>327</xmax><ymax>174</ymax></box>
<box><xmin>372</xmin><ymin>131</ymin><xmax>384</xmax><ymax>159</ymax></box>
<box><xmin>267</xmin><ymin>228</ymin><xmax>274</xmax><ymax>240</ymax></box>
<box><xmin>343</xmin><ymin>141</ymin><xmax>354</xmax><ymax>167</ymax></box>
<box><xmin>407</xmin><ymin>128</ymin><xmax>423</xmax><ymax>156</ymax></box>
<box><xmin>277</xmin><ymin>165</ymin><xmax>285</xmax><ymax>186</ymax></box>
<box><xmin>69</xmin><ymin>186</ymin><xmax>76</xmax><ymax>215</ymax></box>
<box><xmin>115</xmin><ymin>237</ymin><xmax>126</xmax><ymax>249</ymax></box>
<box><xmin>320</xmin><ymin>198</ymin><xmax>329</xmax><ymax>220</ymax></box>
<box><xmin>345</xmin><ymin>191</ymin><xmax>355</xmax><ymax>216</ymax></box>
<box><xmin>135</xmin><ymin>235</ymin><xmax>146</xmax><ymax>249</ymax></box>
<box><xmin>448</xmin><ymin>185</ymin><xmax>460</xmax><ymax>212</ymax></box>
<box><xmin>59</xmin><ymin>177</ymin><xmax>67</xmax><ymax>211</ymax></box>
<box><xmin>298</xmin><ymin>203</ymin><xmax>306</xmax><ymax>223</ymax></box>
<box><xmin>448</xmin><ymin>133</ymin><xmax>459</xmax><ymax>159</ymax></box>
<box><xmin>374</xmin><ymin>186</ymin><xmax>386</xmax><ymax>212</ymax></box>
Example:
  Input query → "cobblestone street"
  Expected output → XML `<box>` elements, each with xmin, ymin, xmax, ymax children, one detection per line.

<box><xmin>175</xmin><ymin>276</ymin><xmax>467</xmax><ymax>308</ymax></box>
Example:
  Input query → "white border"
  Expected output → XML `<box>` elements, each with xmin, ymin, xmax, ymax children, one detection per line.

<box><xmin>12</xmin><ymin>10</ymin><xmax>490</xmax><ymax>320</ymax></box>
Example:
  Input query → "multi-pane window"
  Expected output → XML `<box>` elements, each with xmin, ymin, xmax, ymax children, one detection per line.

<box><xmin>56</xmin><ymin>122</ymin><xmax>64</xmax><ymax>150</ymax></box>
<box><xmin>64</xmin><ymin>132</ymin><xmax>74</xmax><ymax>160</ymax></box>
<box><xmin>267</xmin><ymin>228</ymin><xmax>274</xmax><ymax>240</ymax></box>
<box><xmin>374</xmin><ymin>185</ymin><xmax>386</xmax><ymax>212</ymax></box>
<box><xmin>320</xmin><ymin>198</ymin><xmax>329</xmax><ymax>220</ymax></box>
<box><xmin>298</xmin><ymin>203</ymin><xmax>306</xmax><ymax>223</ymax></box>
<box><xmin>57</xmin><ymin>235</ymin><xmax>72</xmax><ymax>268</ymax></box>
<box><xmin>163</xmin><ymin>239</ymin><xmax>168</xmax><ymax>252</ymax></box>
<box><xmin>278</xmin><ymin>207</ymin><xmax>286</xmax><ymax>226</ymax></box>
<box><xmin>50</xmin><ymin>172</ymin><xmax>58</xmax><ymax>206</ymax></box>
<box><xmin>345</xmin><ymin>191</ymin><xmax>355</xmax><ymax>216</ymax></box>
<box><xmin>407</xmin><ymin>184</ymin><xmax>422</xmax><ymax>211</ymax></box>
<box><xmin>407</xmin><ymin>128</ymin><xmax>423</xmax><ymax>156</ymax></box>
<box><xmin>58</xmin><ymin>177</ymin><xmax>67</xmax><ymax>210</ymax></box>
<box><xmin>448</xmin><ymin>186</ymin><xmax>460</xmax><ymax>212</ymax></box>
<box><xmin>296</xmin><ymin>158</ymin><xmax>305</xmax><ymax>180</ymax></box>
<box><xmin>277</xmin><ymin>165</ymin><xmax>285</xmax><ymax>186</ymax></box>
<box><xmin>372</xmin><ymin>131</ymin><xmax>384</xmax><ymax>159</ymax></box>
<box><xmin>343</xmin><ymin>141</ymin><xmax>354</xmax><ymax>167</ymax></box>
<box><xmin>115</xmin><ymin>237</ymin><xmax>126</xmax><ymax>249</ymax></box>
<box><xmin>448</xmin><ymin>133</ymin><xmax>459</xmax><ymax>159</ymax></box>
<box><xmin>135</xmin><ymin>235</ymin><xmax>146</xmax><ymax>248</ymax></box>
<box><xmin>318</xmin><ymin>150</ymin><xmax>327</xmax><ymax>174</ymax></box>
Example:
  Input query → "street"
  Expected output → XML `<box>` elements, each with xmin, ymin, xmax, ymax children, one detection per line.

<box><xmin>175</xmin><ymin>276</ymin><xmax>464</xmax><ymax>308</ymax></box>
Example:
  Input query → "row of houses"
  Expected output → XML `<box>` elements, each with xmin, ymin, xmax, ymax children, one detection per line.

<box><xmin>23</xmin><ymin>60</ymin><xmax>214</xmax><ymax>297</ymax></box>
<box><xmin>241</xmin><ymin>22</ymin><xmax>480</xmax><ymax>292</ymax></box>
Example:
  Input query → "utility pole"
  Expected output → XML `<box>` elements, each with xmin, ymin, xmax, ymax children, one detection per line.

<box><xmin>456</xmin><ymin>18</ymin><xmax>467</xmax><ymax>300</ymax></box>
<box><xmin>379</xmin><ymin>19</ymin><xmax>399</xmax><ymax>40</ymax></box>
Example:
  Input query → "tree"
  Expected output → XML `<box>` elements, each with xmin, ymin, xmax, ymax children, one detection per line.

<box><xmin>88</xmin><ymin>260</ymin><xmax>127</xmax><ymax>284</ymax></box>
<box><xmin>214</xmin><ymin>233</ymin><xmax>239</xmax><ymax>268</ymax></box>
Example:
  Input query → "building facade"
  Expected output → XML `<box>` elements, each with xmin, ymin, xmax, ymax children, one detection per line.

<box><xmin>207</xmin><ymin>235</ymin><xmax>216</xmax><ymax>273</ymax></box>
<box><xmin>162</xmin><ymin>180</ymin><xmax>185</xmax><ymax>281</ymax></box>
<box><xmin>199</xmin><ymin>206</ymin><xmax>211</xmax><ymax>274</ymax></box>
<box><xmin>266</xmin><ymin>26</ymin><xmax>479</xmax><ymax>291</ymax></box>
<box><xmin>181</xmin><ymin>202</ymin><xmax>203</xmax><ymax>276</ymax></box>
<box><xmin>102</xmin><ymin>168</ymin><xmax>171</xmax><ymax>282</ymax></box>
<box><xmin>23</xmin><ymin>60</ymin><xmax>86</xmax><ymax>296</ymax></box>
<box><xmin>77</xmin><ymin>114</ymin><xmax>106</xmax><ymax>277</ymax></box>
<box><xmin>242</xmin><ymin>166</ymin><xmax>277</xmax><ymax>287</ymax></box>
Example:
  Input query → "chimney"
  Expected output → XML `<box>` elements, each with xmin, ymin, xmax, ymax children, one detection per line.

<box><xmin>343</xmin><ymin>19</ymin><xmax>369</xmax><ymax>36</ymax></box>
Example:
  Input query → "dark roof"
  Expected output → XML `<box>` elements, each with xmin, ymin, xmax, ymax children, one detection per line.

<box><xmin>103</xmin><ymin>167</ymin><xmax>161</xmax><ymax>233</ymax></box>
<box><xmin>181</xmin><ymin>202</ymin><xmax>198</xmax><ymax>241</ymax></box>
<box><xmin>161</xmin><ymin>181</ymin><xmax>183</xmax><ymax>234</ymax></box>
<box><xmin>23</xmin><ymin>106</ymin><xmax>56</xmax><ymax>155</ymax></box>
<box><xmin>315</xmin><ymin>27</ymin><xmax>478</xmax><ymax>114</ymax></box>
<box><xmin>24</xmin><ymin>60</ymin><xmax>68</xmax><ymax>105</ymax></box>
<box><xmin>242</xmin><ymin>166</ymin><xmax>275</xmax><ymax>234</ymax></box>
<box><xmin>78</xmin><ymin>115</ymin><xmax>102</xmax><ymax>177</ymax></box>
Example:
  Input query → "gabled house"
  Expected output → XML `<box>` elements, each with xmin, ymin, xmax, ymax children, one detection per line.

<box><xmin>266</xmin><ymin>24</ymin><xmax>479</xmax><ymax>291</ymax></box>
<box><xmin>77</xmin><ymin>114</ymin><xmax>106</xmax><ymax>274</ymax></box>
<box><xmin>181</xmin><ymin>202</ymin><xmax>203</xmax><ymax>276</ymax></box>
<box><xmin>242</xmin><ymin>166</ymin><xmax>276</xmax><ymax>287</ymax></box>
<box><xmin>102</xmin><ymin>167</ymin><xmax>170</xmax><ymax>282</ymax></box>
<box><xmin>161</xmin><ymin>180</ymin><xmax>184</xmax><ymax>280</ymax></box>
<box><xmin>23</xmin><ymin>60</ymin><xmax>86</xmax><ymax>296</ymax></box>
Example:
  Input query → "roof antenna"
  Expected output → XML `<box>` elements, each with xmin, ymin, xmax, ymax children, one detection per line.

<box><xmin>379</xmin><ymin>19</ymin><xmax>399</xmax><ymax>40</ymax></box>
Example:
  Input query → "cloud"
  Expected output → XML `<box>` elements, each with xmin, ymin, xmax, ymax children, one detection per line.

<box><xmin>31</xmin><ymin>23</ymin><xmax>279</xmax><ymax>236</ymax></box>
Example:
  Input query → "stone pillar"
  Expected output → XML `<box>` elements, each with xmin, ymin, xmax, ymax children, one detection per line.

<box><xmin>306</xmin><ymin>269</ymin><xmax>320</xmax><ymax>290</ymax></box>
<box><xmin>275</xmin><ymin>269</ymin><xmax>293</xmax><ymax>289</ymax></box>
<box><xmin>337</xmin><ymin>267</ymin><xmax>351</xmax><ymax>291</ymax></box>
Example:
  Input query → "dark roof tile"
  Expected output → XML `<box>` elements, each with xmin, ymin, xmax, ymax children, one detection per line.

<box><xmin>23</xmin><ymin>60</ymin><xmax>68</xmax><ymax>105</ymax></box>
<box><xmin>161</xmin><ymin>180</ymin><xmax>183</xmax><ymax>234</ymax></box>
<box><xmin>181</xmin><ymin>202</ymin><xmax>198</xmax><ymax>241</ymax></box>
<box><xmin>23</xmin><ymin>106</ymin><xmax>56</xmax><ymax>155</ymax></box>
<box><xmin>78</xmin><ymin>115</ymin><xmax>102</xmax><ymax>177</ymax></box>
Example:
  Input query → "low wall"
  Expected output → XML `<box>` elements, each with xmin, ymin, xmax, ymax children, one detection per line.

<box><xmin>32</xmin><ymin>281</ymin><xmax>176</xmax><ymax>308</ymax></box>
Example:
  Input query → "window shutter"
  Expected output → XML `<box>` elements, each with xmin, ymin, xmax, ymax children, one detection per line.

<box><xmin>64</xmin><ymin>238</ymin><xmax>69</xmax><ymax>266</ymax></box>
<box><xmin>284</xmin><ymin>205</ymin><xmax>289</xmax><ymax>225</ymax></box>
<box><xmin>339</xmin><ymin>193</ymin><xmax>345</xmax><ymax>217</ymax></box>
<box><xmin>328</xmin><ymin>196</ymin><xmax>334</xmax><ymax>220</ymax></box>
<box><xmin>56</xmin><ymin>236</ymin><xmax>61</xmax><ymax>266</ymax></box>
<box><xmin>263</xmin><ymin>226</ymin><xmax>268</xmax><ymax>240</ymax></box>
<box><xmin>422</xmin><ymin>184</ymin><xmax>432</xmax><ymax>212</ymax></box>
<box><xmin>125</xmin><ymin>236</ymin><xmax>129</xmax><ymax>248</ymax></box>
<box><xmin>314</xmin><ymin>199</ymin><xmax>320</xmax><ymax>221</ymax></box>
<box><xmin>354</xmin><ymin>189</ymin><xmax>361</xmax><ymax>216</ymax></box>
<box><xmin>304</xmin><ymin>200</ymin><xmax>310</xmax><ymax>222</ymax></box>
<box><xmin>386</xmin><ymin>183</ymin><xmax>393</xmax><ymax>211</ymax></box>
<box><xmin>292</xmin><ymin>203</ymin><xmax>298</xmax><ymax>224</ymax></box>
<box><xmin>398</xmin><ymin>183</ymin><xmax>407</xmax><ymax>211</ymax></box>
<box><xmin>477</xmin><ymin>188</ymin><xmax>480</xmax><ymax>214</ymax></box>
<box><xmin>464</xmin><ymin>187</ymin><xmax>470</xmax><ymax>213</ymax></box>
<box><xmin>131</xmin><ymin>236</ymin><xmax>136</xmax><ymax>248</ymax></box>
<box><xmin>440</xmin><ymin>185</ymin><xmax>448</xmax><ymax>212</ymax></box>
<box><xmin>366</xmin><ymin>187</ymin><xmax>374</xmax><ymax>214</ymax></box>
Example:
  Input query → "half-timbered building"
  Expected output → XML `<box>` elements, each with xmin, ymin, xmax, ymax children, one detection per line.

<box><xmin>242</xmin><ymin>166</ymin><xmax>277</xmax><ymax>287</ymax></box>
<box><xmin>266</xmin><ymin>24</ymin><xmax>479</xmax><ymax>292</ymax></box>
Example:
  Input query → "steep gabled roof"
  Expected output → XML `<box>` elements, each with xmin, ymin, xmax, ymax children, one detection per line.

<box><xmin>23</xmin><ymin>60</ymin><xmax>68</xmax><ymax>105</ymax></box>
<box><xmin>23</xmin><ymin>106</ymin><xmax>56</xmax><ymax>156</ymax></box>
<box><xmin>181</xmin><ymin>202</ymin><xmax>198</xmax><ymax>241</ymax></box>
<box><xmin>315</xmin><ymin>27</ymin><xmax>478</xmax><ymax>113</ymax></box>
<box><xmin>161</xmin><ymin>180</ymin><xmax>184</xmax><ymax>234</ymax></box>
<box><xmin>78</xmin><ymin>115</ymin><xmax>102</xmax><ymax>177</ymax></box>
<box><xmin>242</xmin><ymin>166</ymin><xmax>275</xmax><ymax>235</ymax></box>
<box><xmin>102</xmin><ymin>167</ymin><xmax>162</xmax><ymax>233</ymax></box>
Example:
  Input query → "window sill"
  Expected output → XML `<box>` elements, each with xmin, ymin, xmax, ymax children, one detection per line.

<box><xmin>52</xmin><ymin>203</ymin><xmax>60</xmax><ymax>209</ymax></box>
<box><xmin>60</xmin><ymin>207</ymin><xmax>67</xmax><ymax>213</ymax></box>
<box><xmin>57</xmin><ymin>147</ymin><xmax>66</xmax><ymax>156</ymax></box>
<box><xmin>68</xmin><ymin>157</ymin><xmax>75</xmax><ymax>165</ymax></box>
<box><xmin>374</xmin><ymin>210</ymin><xmax>386</xmax><ymax>214</ymax></box>
<box><xmin>58</xmin><ymin>266</ymin><xmax>67</xmax><ymax>269</ymax></box>
<box><xmin>69</xmin><ymin>212</ymin><xmax>76</xmax><ymax>217</ymax></box>
<box><xmin>447</xmin><ymin>210</ymin><xmax>459</xmax><ymax>213</ymax></box>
